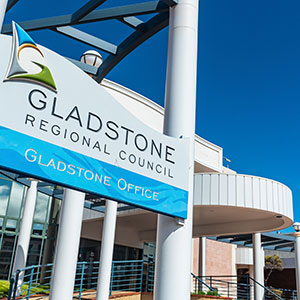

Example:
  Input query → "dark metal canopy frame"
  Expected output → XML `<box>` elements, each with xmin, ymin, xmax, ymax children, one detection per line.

<box><xmin>211</xmin><ymin>233</ymin><xmax>296</xmax><ymax>253</ymax></box>
<box><xmin>3</xmin><ymin>0</ymin><xmax>177</xmax><ymax>81</ymax></box>
<box><xmin>0</xmin><ymin>0</ymin><xmax>178</xmax><ymax>211</ymax></box>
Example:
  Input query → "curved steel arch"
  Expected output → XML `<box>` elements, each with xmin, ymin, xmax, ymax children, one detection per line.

<box><xmin>93</xmin><ymin>11</ymin><xmax>169</xmax><ymax>82</ymax></box>
<box><xmin>2</xmin><ymin>0</ymin><xmax>177</xmax><ymax>82</ymax></box>
<box><xmin>6</xmin><ymin>0</ymin><xmax>20</xmax><ymax>12</ymax></box>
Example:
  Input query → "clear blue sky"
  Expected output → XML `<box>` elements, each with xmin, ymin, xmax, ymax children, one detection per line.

<box><xmin>4</xmin><ymin>0</ymin><xmax>300</xmax><ymax>228</ymax></box>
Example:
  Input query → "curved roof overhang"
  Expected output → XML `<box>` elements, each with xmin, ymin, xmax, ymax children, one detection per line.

<box><xmin>193</xmin><ymin>173</ymin><xmax>293</xmax><ymax>236</ymax></box>
<box><xmin>81</xmin><ymin>173</ymin><xmax>293</xmax><ymax>244</ymax></box>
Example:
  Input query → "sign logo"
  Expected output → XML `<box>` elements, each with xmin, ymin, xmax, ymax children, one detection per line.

<box><xmin>4</xmin><ymin>22</ymin><xmax>57</xmax><ymax>93</ymax></box>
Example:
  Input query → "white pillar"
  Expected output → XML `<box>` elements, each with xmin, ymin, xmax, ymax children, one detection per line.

<box><xmin>50</xmin><ymin>189</ymin><xmax>85</xmax><ymax>300</ymax></box>
<box><xmin>198</xmin><ymin>237</ymin><xmax>206</xmax><ymax>292</ymax></box>
<box><xmin>0</xmin><ymin>0</ymin><xmax>8</xmax><ymax>31</ymax></box>
<box><xmin>96</xmin><ymin>200</ymin><xmax>118</xmax><ymax>300</ymax></box>
<box><xmin>154</xmin><ymin>1</ymin><xmax>199</xmax><ymax>299</ymax></box>
<box><xmin>12</xmin><ymin>180</ymin><xmax>38</xmax><ymax>273</ymax></box>
<box><xmin>199</xmin><ymin>237</ymin><xmax>206</xmax><ymax>277</ymax></box>
<box><xmin>294</xmin><ymin>232</ymin><xmax>300</xmax><ymax>299</ymax></box>
<box><xmin>253</xmin><ymin>233</ymin><xmax>264</xmax><ymax>300</ymax></box>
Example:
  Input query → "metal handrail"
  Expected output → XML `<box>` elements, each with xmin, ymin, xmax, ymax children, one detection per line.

<box><xmin>8</xmin><ymin>260</ymin><xmax>145</xmax><ymax>300</ymax></box>
<box><xmin>249</xmin><ymin>277</ymin><xmax>284</xmax><ymax>300</ymax></box>
<box><xmin>192</xmin><ymin>274</ymin><xmax>292</xmax><ymax>300</ymax></box>
<box><xmin>9</xmin><ymin>263</ymin><xmax>294</xmax><ymax>300</ymax></box>
<box><xmin>191</xmin><ymin>273</ymin><xmax>217</xmax><ymax>292</ymax></box>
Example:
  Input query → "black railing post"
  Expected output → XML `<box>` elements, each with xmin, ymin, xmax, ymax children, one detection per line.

<box><xmin>246</xmin><ymin>275</ymin><xmax>250</xmax><ymax>300</ymax></box>
<box><xmin>227</xmin><ymin>282</ymin><xmax>230</xmax><ymax>297</ymax></box>
<box><xmin>7</xmin><ymin>276</ymin><xmax>15</xmax><ymax>300</ymax></box>
<box><xmin>12</xmin><ymin>270</ymin><xmax>20</xmax><ymax>300</ymax></box>
<box><xmin>199</xmin><ymin>276</ymin><xmax>202</xmax><ymax>293</ymax></box>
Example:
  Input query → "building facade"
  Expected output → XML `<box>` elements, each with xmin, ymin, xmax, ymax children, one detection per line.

<box><xmin>0</xmin><ymin>79</ymin><xmax>294</xmax><ymax>293</ymax></box>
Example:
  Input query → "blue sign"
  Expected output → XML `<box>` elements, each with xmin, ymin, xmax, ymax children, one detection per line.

<box><xmin>0</xmin><ymin>126</ymin><xmax>188</xmax><ymax>218</ymax></box>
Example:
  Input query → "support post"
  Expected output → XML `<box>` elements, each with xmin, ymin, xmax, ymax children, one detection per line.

<box><xmin>12</xmin><ymin>180</ymin><xmax>38</xmax><ymax>273</ymax></box>
<box><xmin>0</xmin><ymin>0</ymin><xmax>8</xmax><ymax>31</ymax></box>
<box><xmin>252</xmin><ymin>233</ymin><xmax>264</xmax><ymax>300</ymax></box>
<box><xmin>50</xmin><ymin>189</ymin><xmax>85</xmax><ymax>300</ymax></box>
<box><xmin>40</xmin><ymin>198</ymin><xmax>60</xmax><ymax>284</ymax></box>
<box><xmin>96</xmin><ymin>200</ymin><xmax>118</xmax><ymax>300</ymax></box>
<box><xmin>154</xmin><ymin>1</ymin><xmax>199</xmax><ymax>299</ymax></box>
<box><xmin>199</xmin><ymin>237</ymin><xmax>206</xmax><ymax>291</ymax></box>
<box><xmin>294</xmin><ymin>232</ymin><xmax>300</xmax><ymax>299</ymax></box>
<box><xmin>199</xmin><ymin>237</ymin><xmax>206</xmax><ymax>277</ymax></box>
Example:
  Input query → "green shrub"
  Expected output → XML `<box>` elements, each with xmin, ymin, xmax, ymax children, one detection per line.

<box><xmin>0</xmin><ymin>280</ymin><xmax>10</xmax><ymax>298</ymax></box>
<box><xmin>192</xmin><ymin>290</ymin><xmax>219</xmax><ymax>296</ymax></box>
<box><xmin>206</xmin><ymin>290</ymin><xmax>218</xmax><ymax>296</ymax></box>
<box><xmin>192</xmin><ymin>290</ymin><xmax>206</xmax><ymax>295</ymax></box>
<box><xmin>20</xmin><ymin>284</ymin><xmax>50</xmax><ymax>296</ymax></box>
<box><xmin>0</xmin><ymin>280</ymin><xmax>51</xmax><ymax>299</ymax></box>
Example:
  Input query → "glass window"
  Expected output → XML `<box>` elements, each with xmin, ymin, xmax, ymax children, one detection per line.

<box><xmin>0</xmin><ymin>179</ymin><xmax>12</xmax><ymax>216</ymax></box>
<box><xmin>49</xmin><ymin>198</ymin><xmax>61</xmax><ymax>224</ymax></box>
<box><xmin>113</xmin><ymin>245</ymin><xmax>127</xmax><ymax>261</ymax></box>
<box><xmin>32</xmin><ymin>223</ymin><xmax>44</xmax><ymax>236</ymax></box>
<box><xmin>79</xmin><ymin>238</ymin><xmax>101</xmax><ymax>261</ymax></box>
<box><xmin>0</xmin><ymin>217</ymin><xmax>3</xmax><ymax>229</ymax></box>
<box><xmin>26</xmin><ymin>238</ymin><xmax>43</xmax><ymax>267</ymax></box>
<box><xmin>5</xmin><ymin>219</ymin><xmax>17</xmax><ymax>232</ymax></box>
<box><xmin>6</xmin><ymin>181</ymin><xmax>25</xmax><ymax>218</ymax></box>
<box><xmin>34</xmin><ymin>193</ymin><xmax>50</xmax><ymax>223</ymax></box>
<box><xmin>0</xmin><ymin>234</ymin><xmax>16</xmax><ymax>280</ymax></box>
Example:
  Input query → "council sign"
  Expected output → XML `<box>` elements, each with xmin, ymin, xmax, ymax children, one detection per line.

<box><xmin>0</xmin><ymin>22</ymin><xmax>189</xmax><ymax>218</ymax></box>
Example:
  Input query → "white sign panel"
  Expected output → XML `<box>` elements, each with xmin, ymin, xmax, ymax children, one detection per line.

<box><xmin>0</xmin><ymin>23</ymin><xmax>189</xmax><ymax>218</ymax></box>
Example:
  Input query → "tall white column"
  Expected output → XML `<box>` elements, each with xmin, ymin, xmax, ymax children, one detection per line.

<box><xmin>50</xmin><ymin>189</ymin><xmax>85</xmax><ymax>300</ymax></box>
<box><xmin>198</xmin><ymin>237</ymin><xmax>206</xmax><ymax>292</ymax></box>
<box><xmin>96</xmin><ymin>200</ymin><xmax>118</xmax><ymax>300</ymax></box>
<box><xmin>154</xmin><ymin>1</ymin><xmax>199</xmax><ymax>299</ymax></box>
<box><xmin>199</xmin><ymin>237</ymin><xmax>206</xmax><ymax>277</ymax></box>
<box><xmin>12</xmin><ymin>180</ymin><xmax>38</xmax><ymax>273</ymax></box>
<box><xmin>294</xmin><ymin>232</ymin><xmax>300</xmax><ymax>299</ymax></box>
<box><xmin>253</xmin><ymin>233</ymin><xmax>264</xmax><ymax>300</ymax></box>
<box><xmin>0</xmin><ymin>0</ymin><xmax>8</xmax><ymax>31</ymax></box>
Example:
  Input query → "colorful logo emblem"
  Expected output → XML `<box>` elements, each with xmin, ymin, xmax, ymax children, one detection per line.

<box><xmin>4</xmin><ymin>22</ymin><xmax>57</xmax><ymax>92</ymax></box>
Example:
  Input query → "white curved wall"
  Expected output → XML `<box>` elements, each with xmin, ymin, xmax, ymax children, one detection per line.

<box><xmin>194</xmin><ymin>173</ymin><xmax>293</xmax><ymax>219</ymax></box>
<box><xmin>193</xmin><ymin>173</ymin><xmax>293</xmax><ymax>236</ymax></box>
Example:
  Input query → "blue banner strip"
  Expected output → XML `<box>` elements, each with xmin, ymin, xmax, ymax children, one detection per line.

<box><xmin>0</xmin><ymin>126</ymin><xmax>188</xmax><ymax>218</ymax></box>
